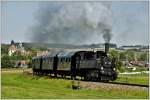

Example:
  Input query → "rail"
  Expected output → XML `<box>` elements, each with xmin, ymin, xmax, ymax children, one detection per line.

<box><xmin>28</xmin><ymin>72</ymin><xmax>149</xmax><ymax>88</ymax></box>
<box><xmin>101</xmin><ymin>81</ymin><xmax>149</xmax><ymax>87</ymax></box>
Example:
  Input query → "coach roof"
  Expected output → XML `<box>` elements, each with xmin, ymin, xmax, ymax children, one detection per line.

<box><xmin>32</xmin><ymin>56</ymin><xmax>43</xmax><ymax>60</ymax></box>
<box><xmin>57</xmin><ymin>51</ymin><xmax>77</xmax><ymax>58</ymax></box>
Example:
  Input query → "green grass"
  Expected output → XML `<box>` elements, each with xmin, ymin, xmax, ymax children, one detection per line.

<box><xmin>1</xmin><ymin>69</ymin><xmax>149</xmax><ymax>99</ymax></box>
<box><xmin>114</xmin><ymin>73</ymin><xmax>149</xmax><ymax>85</ymax></box>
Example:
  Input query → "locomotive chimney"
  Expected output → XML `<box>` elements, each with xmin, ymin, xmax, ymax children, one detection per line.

<box><xmin>105</xmin><ymin>43</ymin><xmax>109</xmax><ymax>54</ymax></box>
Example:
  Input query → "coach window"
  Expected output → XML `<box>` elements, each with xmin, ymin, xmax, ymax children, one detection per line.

<box><xmin>51</xmin><ymin>58</ymin><xmax>53</xmax><ymax>62</ymax></box>
<box><xmin>65</xmin><ymin>58</ymin><xmax>68</xmax><ymax>62</ymax></box>
<box><xmin>67</xmin><ymin>58</ymin><xmax>69</xmax><ymax>63</ymax></box>
<box><xmin>47</xmin><ymin>58</ymin><xmax>49</xmax><ymax>62</ymax></box>
<box><xmin>60</xmin><ymin>58</ymin><xmax>62</xmax><ymax>63</ymax></box>
<box><xmin>63</xmin><ymin>58</ymin><xmax>64</xmax><ymax>63</ymax></box>
<box><xmin>46</xmin><ymin>58</ymin><xmax>48</xmax><ymax>63</ymax></box>
<box><xmin>68</xmin><ymin>58</ymin><xmax>70</xmax><ymax>63</ymax></box>
<box><xmin>81</xmin><ymin>53</ymin><xmax>84</xmax><ymax>60</ymax></box>
<box><xmin>47</xmin><ymin>58</ymin><xmax>49</xmax><ymax>63</ymax></box>
<box><xmin>67</xmin><ymin>58</ymin><xmax>69</xmax><ymax>62</ymax></box>
<box><xmin>62</xmin><ymin>58</ymin><xmax>64</xmax><ymax>63</ymax></box>
<box><xmin>48</xmin><ymin>58</ymin><xmax>49</xmax><ymax>62</ymax></box>
<box><xmin>48</xmin><ymin>58</ymin><xmax>50</xmax><ymax>63</ymax></box>
<box><xmin>48</xmin><ymin>58</ymin><xmax>50</xmax><ymax>62</ymax></box>
<box><xmin>45</xmin><ymin>58</ymin><xmax>47</xmax><ymax>63</ymax></box>
<box><xmin>49</xmin><ymin>58</ymin><xmax>51</xmax><ymax>62</ymax></box>
<box><xmin>61</xmin><ymin>58</ymin><xmax>64</xmax><ymax>63</ymax></box>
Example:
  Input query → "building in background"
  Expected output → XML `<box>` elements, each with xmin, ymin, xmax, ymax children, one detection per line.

<box><xmin>37</xmin><ymin>51</ymin><xmax>49</xmax><ymax>56</ymax></box>
<box><xmin>8</xmin><ymin>40</ymin><xmax>18</xmax><ymax>56</ymax></box>
<box><xmin>8</xmin><ymin>40</ymin><xmax>31</xmax><ymax>56</ymax></box>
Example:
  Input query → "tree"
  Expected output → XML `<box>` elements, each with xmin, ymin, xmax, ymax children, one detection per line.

<box><xmin>10</xmin><ymin>53</ymin><xmax>25</xmax><ymax>60</ymax></box>
<box><xmin>1</xmin><ymin>54</ymin><xmax>15</xmax><ymax>68</ymax></box>
<box><xmin>109</xmin><ymin>49</ymin><xmax>119</xmax><ymax>59</ymax></box>
<box><xmin>139</xmin><ymin>52</ymin><xmax>148</xmax><ymax>61</ymax></box>
<box><xmin>116</xmin><ymin>61</ymin><xmax>125</xmax><ymax>73</ymax></box>
<box><xmin>108</xmin><ymin>50</ymin><xmax>125</xmax><ymax>72</ymax></box>
<box><xmin>29</xmin><ymin>48</ymin><xmax>40</xmax><ymax>57</ymax></box>
<box><xmin>125</xmin><ymin>50</ymin><xmax>135</xmax><ymax>61</ymax></box>
<box><xmin>1</xmin><ymin>44</ymin><xmax>9</xmax><ymax>55</ymax></box>
<box><xmin>119</xmin><ymin>52</ymin><xmax>126</xmax><ymax>61</ymax></box>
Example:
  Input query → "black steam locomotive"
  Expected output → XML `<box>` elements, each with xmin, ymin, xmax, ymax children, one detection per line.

<box><xmin>32</xmin><ymin>43</ymin><xmax>118</xmax><ymax>81</ymax></box>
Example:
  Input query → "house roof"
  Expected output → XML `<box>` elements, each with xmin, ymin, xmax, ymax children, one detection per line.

<box><xmin>8</xmin><ymin>45</ymin><xmax>17</xmax><ymax>51</ymax></box>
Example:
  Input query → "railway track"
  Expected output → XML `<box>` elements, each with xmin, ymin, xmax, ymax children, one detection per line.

<box><xmin>26</xmin><ymin>72</ymin><xmax>149</xmax><ymax>88</ymax></box>
<box><xmin>65</xmin><ymin>78</ymin><xmax>149</xmax><ymax>88</ymax></box>
<box><xmin>78</xmin><ymin>80</ymin><xmax>149</xmax><ymax>91</ymax></box>
<box><xmin>100</xmin><ymin>81</ymin><xmax>149</xmax><ymax>88</ymax></box>
<box><xmin>76</xmin><ymin>79</ymin><xmax>149</xmax><ymax>88</ymax></box>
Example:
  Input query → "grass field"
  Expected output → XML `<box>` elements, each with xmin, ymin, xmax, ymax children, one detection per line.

<box><xmin>1</xmin><ymin>69</ymin><xmax>149</xmax><ymax>99</ymax></box>
<box><xmin>113</xmin><ymin>73</ymin><xmax>149</xmax><ymax>85</ymax></box>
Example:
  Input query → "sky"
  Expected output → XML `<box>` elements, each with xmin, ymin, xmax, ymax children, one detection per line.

<box><xmin>1</xmin><ymin>1</ymin><xmax>149</xmax><ymax>46</ymax></box>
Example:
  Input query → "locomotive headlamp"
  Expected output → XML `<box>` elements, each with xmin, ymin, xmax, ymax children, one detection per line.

<box><xmin>101</xmin><ymin>67</ymin><xmax>103</xmax><ymax>70</ymax></box>
<box><xmin>105</xmin><ymin>62</ymin><xmax>107</xmax><ymax>64</ymax></box>
<box><xmin>113</xmin><ymin>68</ymin><xmax>116</xmax><ymax>71</ymax></box>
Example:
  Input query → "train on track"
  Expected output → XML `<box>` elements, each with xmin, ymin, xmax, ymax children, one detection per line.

<box><xmin>32</xmin><ymin>43</ymin><xmax>118</xmax><ymax>81</ymax></box>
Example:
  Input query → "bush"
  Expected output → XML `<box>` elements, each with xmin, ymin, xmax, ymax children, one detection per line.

<box><xmin>1</xmin><ymin>55</ymin><xmax>15</xmax><ymax>68</ymax></box>
<box><xmin>116</xmin><ymin>61</ymin><xmax>125</xmax><ymax>73</ymax></box>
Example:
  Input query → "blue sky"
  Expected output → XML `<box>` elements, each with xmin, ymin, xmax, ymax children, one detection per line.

<box><xmin>1</xmin><ymin>1</ymin><xmax>149</xmax><ymax>46</ymax></box>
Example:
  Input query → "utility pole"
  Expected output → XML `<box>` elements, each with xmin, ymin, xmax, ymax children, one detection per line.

<box><xmin>118</xmin><ymin>52</ymin><xmax>120</xmax><ymax>61</ymax></box>
<box><xmin>125</xmin><ymin>54</ymin><xmax>128</xmax><ymax>67</ymax></box>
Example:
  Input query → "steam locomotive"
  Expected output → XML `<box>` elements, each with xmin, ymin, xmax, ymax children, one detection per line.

<box><xmin>32</xmin><ymin>43</ymin><xmax>118</xmax><ymax>81</ymax></box>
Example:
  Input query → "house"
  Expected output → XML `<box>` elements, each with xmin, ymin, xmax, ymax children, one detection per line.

<box><xmin>15</xmin><ymin>60</ymin><xmax>28</xmax><ymax>68</ymax></box>
<box><xmin>8</xmin><ymin>40</ymin><xmax>30</xmax><ymax>56</ymax></box>
<box><xmin>119</xmin><ymin>45</ymin><xmax>142</xmax><ymax>50</ymax></box>
<box><xmin>8</xmin><ymin>40</ymin><xmax>18</xmax><ymax>56</ymax></box>
<box><xmin>37</xmin><ymin>50</ymin><xmax>49</xmax><ymax>56</ymax></box>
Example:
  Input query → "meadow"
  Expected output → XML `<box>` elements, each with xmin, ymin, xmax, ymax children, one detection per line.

<box><xmin>113</xmin><ymin>73</ymin><xmax>149</xmax><ymax>85</ymax></box>
<box><xmin>1</xmin><ymin>68</ymin><xmax>149</xmax><ymax>99</ymax></box>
